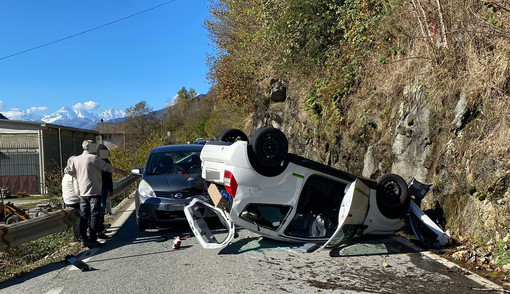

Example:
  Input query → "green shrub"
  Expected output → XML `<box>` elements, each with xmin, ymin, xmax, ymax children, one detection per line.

<box><xmin>0</xmin><ymin>230</ymin><xmax>79</xmax><ymax>282</ymax></box>
<box><xmin>495</xmin><ymin>241</ymin><xmax>510</xmax><ymax>267</ymax></box>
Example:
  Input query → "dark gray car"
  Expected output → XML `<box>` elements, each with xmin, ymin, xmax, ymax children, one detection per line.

<box><xmin>131</xmin><ymin>144</ymin><xmax>209</xmax><ymax>230</ymax></box>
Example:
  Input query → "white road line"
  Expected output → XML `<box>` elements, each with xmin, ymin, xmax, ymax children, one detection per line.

<box><xmin>107</xmin><ymin>201</ymin><xmax>135</xmax><ymax>236</ymax></box>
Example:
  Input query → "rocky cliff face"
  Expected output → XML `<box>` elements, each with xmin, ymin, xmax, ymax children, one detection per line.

<box><xmin>204</xmin><ymin>0</ymin><xmax>510</xmax><ymax>276</ymax></box>
<box><xmin>390</xmin><ymin>85</ymin><xmax>432</xmax><ymax>183</ymax></box>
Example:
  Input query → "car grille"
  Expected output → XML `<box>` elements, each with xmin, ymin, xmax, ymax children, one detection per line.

<box><xmin>154</xmin><ymin>189</ymin><xmax>203</xmax><ymax>200</ymax></box>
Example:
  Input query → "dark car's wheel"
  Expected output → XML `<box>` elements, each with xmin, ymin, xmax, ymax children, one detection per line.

<box><xmin>136</xmin><ymin>217</ymin><xmax>148</xmax><ymax>231</ymax></box>
<box><xmin>376</xmin><ymin>173</ymin><xmax>409</xmax><ymax>219</ymax></box>
<box><xmin>218</xmin><ymin>128</ymin><xmax>249</xmax><ymax>142</ymax></box>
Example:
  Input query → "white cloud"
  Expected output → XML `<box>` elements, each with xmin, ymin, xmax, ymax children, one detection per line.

<box><xmin>0</xmin><ymin>100</ymin><xmax>4</xmax><ymax>111</ymax></box>
<box><xmin>1</xmin><ymin>105</ymin><xmax>46</xmax><ymax>120</ymax></box>
<box><xmin>3</xmin><ymin>108</ymin><xmax>25</xmax><ymax>120</ymax></box>
<box><xmin>73</xmin><ymin>100</ymin><xmax>100</xmax><ymax>111</ymax></box>
<box><xmin>26</xmin><ymin>106</ymin><xmax>47</xmax><ymax>114</ymax></box>
<box><xmin>166</xmin><ymin>95</ymin><xmax>178</xmax><ymax>107</ymax></box>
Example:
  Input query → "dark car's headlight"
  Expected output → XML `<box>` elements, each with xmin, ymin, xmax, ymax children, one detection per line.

<box><xmin>138</xmin><ymin>179</ymin><xmax>156</xmax><ymax>198</ymax></box>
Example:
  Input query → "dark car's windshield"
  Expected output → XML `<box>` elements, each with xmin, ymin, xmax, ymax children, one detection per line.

<box><xmin>146</xmin><ymin>150</ymin><xmax>202</xmax><ymax>174</ymax></box>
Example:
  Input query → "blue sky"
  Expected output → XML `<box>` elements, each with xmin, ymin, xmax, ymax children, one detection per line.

<box><xmin>0</xmin><ymin>0</ymin><xmax>213</xmax><ymax>119</ymax></box>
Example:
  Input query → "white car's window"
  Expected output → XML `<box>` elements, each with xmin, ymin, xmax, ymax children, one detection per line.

<box><xmin>285</xmin><ymin>175</ymin><xmax>347</xmax><ymax>238</ymax></box>
<box><xmin>240</xmin><ymin>204</ymin><xmax>291</xmax><ymax>230</ymax></box>
<box><xmin>322</xmin><ymin>224</ymin><xmax>361</xmax><ymax>246</ymax></box>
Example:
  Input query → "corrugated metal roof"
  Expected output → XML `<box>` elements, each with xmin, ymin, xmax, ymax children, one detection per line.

<box><xmin>0</xmin><ymin>120</ymin><xmax>99</xmax><ymax>134</ymax></box>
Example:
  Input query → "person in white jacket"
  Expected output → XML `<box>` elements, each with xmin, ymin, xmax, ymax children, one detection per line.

<box><xmin>62</xmin><ymin>156</ymin><xmax>80</xmax><ymax>241</ymax></box>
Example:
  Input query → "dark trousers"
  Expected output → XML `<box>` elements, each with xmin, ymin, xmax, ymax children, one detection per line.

<box><xmin>99</xmin><ymin>188</ymin><xmax>109</xmax><ymax>233</ymax></box>
<box><xmin>79</xmin><ymin>195</ymin><xmax>101</xmax><ymax>242</ymax></box>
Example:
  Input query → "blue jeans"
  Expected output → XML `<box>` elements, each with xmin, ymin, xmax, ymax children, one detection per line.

<box><xmin>79</xmin><ymin>195</ymin><xmax>101</xmax><ymax>242</ymax></box>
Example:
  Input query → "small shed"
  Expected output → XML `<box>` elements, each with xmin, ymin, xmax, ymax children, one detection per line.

<box><xmin>0</xmin><ymin>120</ymin><xmax>99</xmax><ymax>195</ymax></box>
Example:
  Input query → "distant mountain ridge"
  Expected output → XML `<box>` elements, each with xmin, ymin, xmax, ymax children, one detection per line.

<box><xmin>0</xmin><ymin>93</ymin><xmax>206</xmax><ymax>130</ymax></box>
<box><xmin>40</xmin><ymin>107</ymin><xmax>126</xmax><ymax>130</ymax></box>
<box><xmin>0</xmin><ymin>107</ymin><xmax>127</xmax><ymax>130</ymax></box>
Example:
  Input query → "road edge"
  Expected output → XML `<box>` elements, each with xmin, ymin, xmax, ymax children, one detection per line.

<box><xmin>392</xmin><ymin>235</ymin><xmax>508</xmax><ymax>293</ymax></box>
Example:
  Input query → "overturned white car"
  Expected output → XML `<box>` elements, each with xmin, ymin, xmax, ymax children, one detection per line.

<box><xmin>184</xmin><ymin>127</ymin><xmax>449</xmax><ymax>250</ymax></box>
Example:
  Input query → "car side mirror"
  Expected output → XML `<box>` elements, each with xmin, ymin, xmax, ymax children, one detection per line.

<box><xmin>131</xmin><ymin>168</ymin><xmax>142</xmax><ymax>176</ymax></box>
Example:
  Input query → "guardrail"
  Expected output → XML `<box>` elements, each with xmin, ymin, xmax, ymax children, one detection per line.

<box><xmin>0</xmin><ymin>175</ymin><xmax>139</xmax><ymax>251</ymax></box>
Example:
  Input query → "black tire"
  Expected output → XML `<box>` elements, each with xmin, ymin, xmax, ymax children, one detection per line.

<box><xmin>136</xmin><ymin>217</ymin><xmax>148</xmax><ymax>231</ymax></box>
<box><xmin>376</xmin><ymin>173</ymin><xmax>409</xmax><ymax>219</ymax></box>
<box><xmin>5</xmin><ymin>215</ymin><xmax>22</xmax><ymax>224</ymax></box>
<box><xmin>218</xmin><ymin>128</ymin><xmax>249</xmax><ymax>143</ymax></box>
<box><xmin>250</xmin><ymin>127</ymin><xmax>288</xmax><ymax>168</ymax></box>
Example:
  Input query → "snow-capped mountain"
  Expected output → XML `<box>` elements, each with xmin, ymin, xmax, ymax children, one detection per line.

<box><xmin>41</xmin><ymin>107</ymin><xmax>77</xmax><ymax>124</ymax></box>
<box><xmin>74</xmin><ymin>107</ymin><xmax>101</xmax><ymax>121</ymax></box>
<box><xmin>39</xmin><ymin>107</ymin><xmax>126</xmax><ymax>130</ymax></box>
<box><xmin>99</xmin><ymin>108</ymin><xmax>126</xmax><ymax>121</ymax></box>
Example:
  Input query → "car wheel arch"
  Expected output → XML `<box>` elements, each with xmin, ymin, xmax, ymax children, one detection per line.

<box><xmin>218</xmin><ymin>128</ymin><xmax>249</xmax><ymax>143</ymax></box>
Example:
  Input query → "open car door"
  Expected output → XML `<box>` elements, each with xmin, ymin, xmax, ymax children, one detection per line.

<box><xmin>320</xmin><ymin>179</ymin><xmax>370</xmax><ymax>249</ymax></box>
<box><xmin>407</xmin><ymin>178</ymin><xmax>450</xmax><ymax>248</ymax></box>
<box><xmin>184</xmin><ymin>198</ymin><xmax>236</xmax><ymax>249</ymax></box>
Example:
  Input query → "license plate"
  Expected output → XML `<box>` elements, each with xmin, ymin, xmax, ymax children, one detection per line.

<box><xmin>205</xmin><ymin>170</ymin><xmax>220</xmax><ymax>181</ymax></box>
<box><xmin>166</xmin><ymin>203</ymin><xmax>185</xmax><ymax>211</ymax></box>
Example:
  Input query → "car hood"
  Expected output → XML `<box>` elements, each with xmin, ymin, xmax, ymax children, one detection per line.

<box><xmin>143</xmin><ymin>173</ymin><xmax>206</xmax><ymax>192</ymax></box>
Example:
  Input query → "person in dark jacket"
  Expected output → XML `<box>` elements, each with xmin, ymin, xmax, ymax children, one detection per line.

<box><xmin>97</xmin><ymin>144</ymin><xmax>114</xmax><ymax>239</ymax></box>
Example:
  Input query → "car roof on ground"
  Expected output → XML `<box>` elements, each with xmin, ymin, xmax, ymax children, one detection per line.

<box><xmin>151</xmin><ymin>144</ymin><xmax>204</xmax><ymax>153</ymax></box>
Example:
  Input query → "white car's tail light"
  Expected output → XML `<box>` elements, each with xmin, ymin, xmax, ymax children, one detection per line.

<box><xmin>223</xmin><ymin>170</ymin><xmax>238</xmax><ymax>198</ymax></box>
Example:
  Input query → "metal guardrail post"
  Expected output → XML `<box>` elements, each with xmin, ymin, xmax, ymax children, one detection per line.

<box><xmin>0</xmin><ymin>175</ymin><xmax>139</xmax><ymax>251</ymax></box>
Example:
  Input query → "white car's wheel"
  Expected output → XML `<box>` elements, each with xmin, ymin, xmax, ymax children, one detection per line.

<box><xmin>376</xmin><ymin>173</ymin><xmax>409</xmax><ymax>219</ymax></box>
<box><xmin>218</xmin><ymin>128</ymin><xmax>249</xmax><ymax>142</ymax></box>
<box><xmin>248</xmin><ymin>127</ymin><xmax>288</xmax><ymax>176</ymax></box>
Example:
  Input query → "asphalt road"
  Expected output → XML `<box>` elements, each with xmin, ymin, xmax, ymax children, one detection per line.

<box><xmin>0</xmin><ymin>200</ymin><xmax>505</xmax><ymax>294</ymax></box>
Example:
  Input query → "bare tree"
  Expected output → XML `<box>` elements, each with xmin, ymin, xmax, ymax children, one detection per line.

<box><xmin>123</xmin><ymin>101</ymin><xmax>161</xmax><ymax>152</ymax></box>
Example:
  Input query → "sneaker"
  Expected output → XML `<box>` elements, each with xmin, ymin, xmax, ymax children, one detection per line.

<box><xmin>87</xmin><ymin>241</ymin><xmax>104</xmax><ymax>248</ymax></box>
